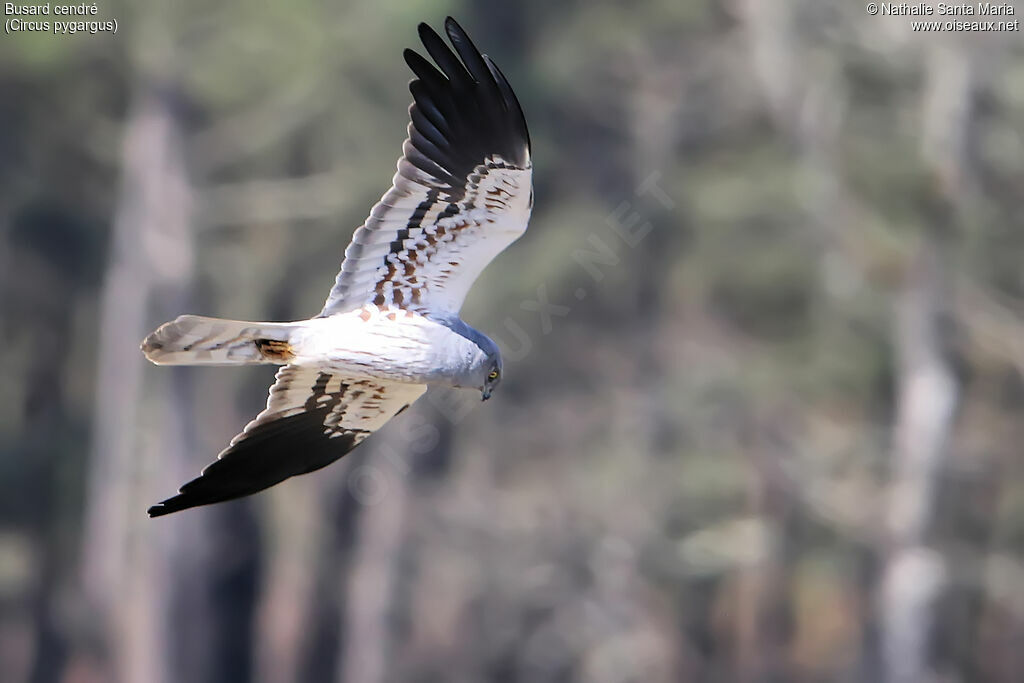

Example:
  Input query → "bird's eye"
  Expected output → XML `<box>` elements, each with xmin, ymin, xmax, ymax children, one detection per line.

<box><xmin>488</xmin><ymin>369</ymin><xmax>500</xmax><ymax>381</ymax></box>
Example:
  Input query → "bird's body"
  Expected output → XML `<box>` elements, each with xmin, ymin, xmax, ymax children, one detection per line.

<box><xmin>148</xmin><ymin>307</ymin><xmax>493</xmax><ymax>386</ymax></box>
<box><xmin>298</xmin><ymin>308</ymin><xmax>482</xmax><ymax>386</ymax></box>
<box><xmin>140</xmin><ymin>17</ymin><xmax>532</xmax><ymax>516</ymax></box>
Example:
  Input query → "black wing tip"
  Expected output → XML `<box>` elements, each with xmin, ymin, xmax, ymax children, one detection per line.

<box><xmin>416</xmin><ymin>21</ymin><xmax>443</xmax><ymax>49</ymax></box>
<box><xmin>145</xmin><ymin>407</ymin><xmax>364</xmax><ymax>518</ymax></box>
<box><xmin>423</xmin><ymin>17</ymin><xmax>472</xmax><ymax>51</ymax></box>
<box><xmin>443</xmin><ymin>16</ymin><xmax>471</xmax><ymax>47</ymax></box>
<box><xmin>405</xmin><ymin>16</ymin><xmax>531</xmax><ymax>184</ymax></box>
<box><xmin>147</xmin><ymin>483</ymin><xmax>221</xmax><ymax>517</ymax></box>
<box><xmin>483</xmin><ymin>54</ymin><xmax>532</xmax><ymax>156</ymax></box>
<box><xmin>148</xmin><ymin>504</ymin><xmax>172</xmax><ymax>518</ymax></box>
<box><xmin>147</xmin><ymin>498</ymin><xmax>187</xmax><ymax>518</ymax></box>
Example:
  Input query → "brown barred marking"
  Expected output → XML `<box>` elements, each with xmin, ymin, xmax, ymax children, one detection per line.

<box><xmin>366</xmin><ymin>214</ymin><xmax>476</xmax><ymax>310</ymax></box>
<box><xmin>255</xmin><ymin>339</ymin><xmax>295</xmax><ymax>362</ymax></box>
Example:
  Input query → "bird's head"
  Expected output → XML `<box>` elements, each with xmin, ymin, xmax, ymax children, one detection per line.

<box><xmin>466</xmin><ymin>333</ymin><xmax>502</xmax><ymax>401</ymax></box>
<box><xmin>440</xmin><ymin>317</ymin><xmax>505</xmax><ymax>401</ymax></box>
<box><xmin>480</xmin><ymin>355</ymin><xmax>502</xmax><ymax>401</ymax></box>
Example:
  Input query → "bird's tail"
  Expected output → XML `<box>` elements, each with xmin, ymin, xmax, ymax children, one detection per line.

<box><xmin>141</xmin><ymin>315</ymin><xmax>299</xmax><ymax>366</ymax></box>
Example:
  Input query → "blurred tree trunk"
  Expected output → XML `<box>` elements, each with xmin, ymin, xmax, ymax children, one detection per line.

<box><xmin>12</xmin><ymin>208</ymin><xmax>84</xmax><ymax>683</ymax></box>
<box><xmin>255</xmin><ymin>480</ymin><xmax>331</xmax><ymax>683</ymax></box>
<box><xmin>736</xmin><ymin>0</ymin><xmax>796</xmax><ymax>131</ymax></box>
<box><xmin>880</xmin><ymin>248</ymin><xmax>957</xmax><ymax>683</ymax></box>
<box><xmin>879</xmin><ymin>41</ymin><xmax>971</xmax><ymax>683</ymax></box>
<box><xmin>253</xmin><ymin>269</ymin><xmax>345</xmax><ymax>683</ymax></box>
<box><xmin>336</xmin><ymin>430</ymin><xmax>412</xmax><ymax>683</ymax></box>
<box><xmin>293</xmin><ymin>475</ymin><xmax>362</xmax><ymax>683</ymax></box>
<box><xmin>74</xmin><ymin>88</ymin><xmax>195</xmax><ymax>683</ymax></box>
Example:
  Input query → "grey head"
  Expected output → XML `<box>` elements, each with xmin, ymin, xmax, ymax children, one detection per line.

<box><xmin>437</xmin><ymin>316</ymin><xmax>503</xmax><ymax>400</ymax></box>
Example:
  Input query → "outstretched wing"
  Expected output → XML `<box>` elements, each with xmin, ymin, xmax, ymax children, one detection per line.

<box><xmin>148</xmin><ymin>366</ymin><xmax>425</xmax><ymax>516</ymax></box>
<box><xmin>320</xmin><ymin>17</ymin><xmax>532</xmax><ymax>318</ymax></box>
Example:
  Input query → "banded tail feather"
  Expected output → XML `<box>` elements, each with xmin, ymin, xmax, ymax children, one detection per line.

<box><xmin>141</xmin><ymin>315</ymin><xmax>298</xmax><ymax>366</ymax></box>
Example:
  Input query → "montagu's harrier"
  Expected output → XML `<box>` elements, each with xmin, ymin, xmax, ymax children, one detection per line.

<box><xmin>141</xmin><ymin>17</ymin><xmax>532</xmax><ymax>517</ymax></box>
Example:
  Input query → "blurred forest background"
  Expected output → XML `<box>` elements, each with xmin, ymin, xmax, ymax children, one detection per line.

<box><xmin>2</xmin><ymin>1</ymin><xmax>1024</xmax><ymax>681</ymax></box>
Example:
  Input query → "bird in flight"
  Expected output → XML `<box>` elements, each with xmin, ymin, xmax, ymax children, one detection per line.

<box><xmin>141</xmin><ymin>17</ymin><xmax>532</xmax><ymax>517</ymax></box>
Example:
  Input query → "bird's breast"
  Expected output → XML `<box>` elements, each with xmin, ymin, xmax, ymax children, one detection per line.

<box><xmin>292</xmin><ymin>307</ymin><xmax>472</xmax><ymax>385</ymax></box>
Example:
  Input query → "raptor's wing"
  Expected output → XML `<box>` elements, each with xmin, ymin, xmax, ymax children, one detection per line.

<box><xmin>148</xmin><ymin>365</ymin><xmax>425</xmax><ymax>516</ymax></box>
<box><xmin>320</xmin><ymin>17</ymin><xmax>532</xmax><ymax>317</ymax></box>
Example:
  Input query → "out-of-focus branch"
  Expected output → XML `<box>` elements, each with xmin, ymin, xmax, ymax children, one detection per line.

<box><xmin>920</xmin><ymin>44</ymin><xmax>976</xmax><ymax>197</ymax></box>
<box><xmin>881</xmin><ymin>248</ymin><xmax>958</xmax><ymax>683</ymax></box>
<box><xmin>733</xmin><ymin>0</ymin><xmax>797</xmax><ymax>129</ymax></box>
<box><xmin>195</xmin><ymin>169</ymin><xmax>355</xmax><ymax>227</ymax></box>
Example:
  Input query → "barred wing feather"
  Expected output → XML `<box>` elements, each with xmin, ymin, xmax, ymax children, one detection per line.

<box><xmin>320</xmin><ymin>17</ymin><xmax>533</xmax><ymax>317</ymax></box>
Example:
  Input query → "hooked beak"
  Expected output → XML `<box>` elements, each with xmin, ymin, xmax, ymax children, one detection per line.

<box><xmin>481</xmin><ymin>387</ymin><xmax>492</xmax><ymax>402</ymax></box>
